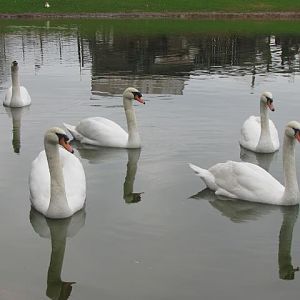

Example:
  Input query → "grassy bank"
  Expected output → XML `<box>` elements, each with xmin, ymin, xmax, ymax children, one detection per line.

<box><xmin>1</xmin><ymin>0</ymin><xmax>300</xmax><ymax>14</ymax></box>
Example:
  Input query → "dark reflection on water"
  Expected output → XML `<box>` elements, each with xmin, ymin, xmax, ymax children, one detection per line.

<box><xmin>190</xmin><ymin>189</ymin><xmax>299</xmax><ymax>280</ymax></box>
<box><xmin>1</xmin><ymin>21</ymin><xmax>300</xmax><ymax>94</ymax></box>
<box><xmin>72</xmin><ymin>141</ymin><xmax>143</xmax><ymax>204</ymax></box>
<box><xmin>30</xmin><ymin>208</ymin><xmax>86</xmax><ymax>300</ymax></box>
<box><xmin>4</xmin><ymin>106</ymin><xmax>29</xmax><ymax>154</ymax></box>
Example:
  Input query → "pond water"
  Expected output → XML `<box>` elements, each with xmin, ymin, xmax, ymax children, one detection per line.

<box><xmin>0</xmin><ymin>19</ymin><xmax>300</xmax><ymax>299</ymax></box>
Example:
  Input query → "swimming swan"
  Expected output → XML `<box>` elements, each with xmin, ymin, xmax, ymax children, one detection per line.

<box><xmin>239</xmin><ymin>92</ymin><xmax>279</xmax><ymax>153</ymax></box>
<box><xmin>29</xmin><ymin>127</ymin><xmax>86</xmax><ymax>219</ymax></box>
<box><xmin>3</xmin><ymin>61</ymin><xmax>31</xmax><ymax>107</ymax></box>
<box><xmin>189</xmin><ymin>121</ymin><xmax>300</xmax><ymax>206</ymax></box>
<box><xmin>64</xmin><ymin>87</ymin><xmax>145</xmax><ymax>148</ymax></box>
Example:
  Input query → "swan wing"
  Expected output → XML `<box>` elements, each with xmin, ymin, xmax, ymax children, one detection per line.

<box><xmin>20</xmin><ymin>86</ymin><xmax>31</xmax><ymax>106</ymax></box>
<box><xmin>239</xmin><ymin>116</ymin><xmax>261</xmax><ymax>151</ymax></box>
<box><xmin>29</xmin><ymin>150</ymin><xmax>51</xmax><ymax>215</ymax></box>
<box><xmin>60</xmin><ymin>149</ymin><xmax>86</xmax><ymax>213</ymax></box>
<box><xmin>209</xmin><ymin>161</ymin><xmax>284</xmax><ymax>204</ymax></box>
<box><xmin>3</xmin><ymin>86</ymin><xmax>12</xmax><ymax>106</ymax></box>
<box><xmin>74</xmin><ymin>117</ymin><xmax>128</xmax><ymax>147</ymax></box>
<box><xmin>269</xmin><ymin>119</ymin><xmax>280</xmax><ymax>150</ymax></box>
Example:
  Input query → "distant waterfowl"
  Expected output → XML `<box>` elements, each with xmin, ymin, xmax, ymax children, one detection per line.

<box><xmin>3</xmin><ymin>61</ymin><xmax>31</xmax><ymax>108</ymax></box>
<box><xmin>29</xmin><ymin>127</ymin><xmax>86</xmax><ymax>219</ymax></box>
<box><xmin>44</xmin><ymin>1</ymin><xmax>50</xmax><ymax>8</ymax></box>
<box><xmin>189</xmin><ymin>121</ymin><xmax>300</xmax><ymax>206</ymax></box>
<box><xmin>239</xmin><ymin>92</ymin><xmax>279</xmax><ymax>153</ymax></box>
<box><xmin>64</xmin><ymin>87</ymin><xmax>145</xmax><ymax>148</ymax></box>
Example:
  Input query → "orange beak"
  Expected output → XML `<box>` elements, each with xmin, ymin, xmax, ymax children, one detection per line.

<box><xmin>59</xmin><ymin>137</ymin><xmax>74</xmax><ymax>153</ymax></box>
<box><xmin>134</xmin><ymin>95</ymin><xmax>145</xmax><ymax>105</ymax></box>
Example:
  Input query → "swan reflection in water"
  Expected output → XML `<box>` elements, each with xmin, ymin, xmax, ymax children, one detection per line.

<box><xmin>240</xmin><ymin>146</ymin><xmax>277</xmax><ymax>171</ymax></box>
<box><xmin>4</xmin><ymin>106</ymin><xmax>29</xmax><ymax>153</ymax></box>
<box><xmin>30</xmin><ymin>208</ymin><xmax>86</xmax><ymax>299</ymax></box>
<box><xmin>72</xmin><ymin>141</ymin><xmax>143</xmax><ymax>203</ymax></box>
<box><xmin>190</xmin><ymin>189</ymin><xmax>299</xmax><ymax>280</ymax></box>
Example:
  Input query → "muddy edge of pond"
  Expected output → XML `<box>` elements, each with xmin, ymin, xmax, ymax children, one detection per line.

<box><xmin>1</xmin><ymin>12</ymin><xmax>300</xmax><ymax>20</ymax></box>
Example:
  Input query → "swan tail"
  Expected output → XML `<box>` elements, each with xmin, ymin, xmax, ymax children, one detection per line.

<box><xmin>63</xmin><ymin>123</ymin><xmax>80</xmax><ymax>140</ymax></box>
<box><xmin>188</xmin><ymin>163</ymin><xmax>217</xmax><ymax>191</ymax></box>
<box><xmin>189</xmin><ymin>163</ymin><xmax>208</xmax><ymax>176</ymax></box>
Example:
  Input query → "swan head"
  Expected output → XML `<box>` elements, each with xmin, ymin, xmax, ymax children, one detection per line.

<box><xmin>285</xmin><ymin>121</ymin><xmax>300</xmax><ymax>142</ymax></box>
<box><xmin>260</xmin><ymin>91</ymin><xmax>275</xmax><ymax>111</ymax></box>
<box><xmin>45</xmin><ymin>127</ymin><xmax>74</xmax><ymax>153</ymax></box>
<box><xmin>123</xmin><ymin>87</ymin><xmax>145</xmax><ymax>105</ymax></box>
<box><xmin>11</xmin><ymin>61</ymin><xmax>19</xmax><ymax>72</ymax></box>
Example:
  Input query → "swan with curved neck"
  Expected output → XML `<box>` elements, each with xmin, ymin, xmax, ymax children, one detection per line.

<box><xmin>29</xmin><ymin>127</ymin><xmax>86</xmax><ymax>219</ymax></box>
<box><xmin>64</xmin><ymin>87</ymin><xmax>145</xmax><ymax>148</ymax></box>
<box><xmin>189</xmin><ymin>121</ymin><xmax>300</xmax><ymax>206</ymax></box>
<box><xmin>239</xmin><ymin>92</ymin><xmax>279</xmax><ymax>153</ymax></box>
<box><xmin>3</xmin><ymin>61</ymin><xmax>31</xmax><ymax>107</ymax></box>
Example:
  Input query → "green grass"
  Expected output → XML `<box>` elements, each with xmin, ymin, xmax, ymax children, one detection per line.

<box><xmin>1</xmin><ymin>0</ymin><xmax>300</xmax><ymax>14</ymax></box>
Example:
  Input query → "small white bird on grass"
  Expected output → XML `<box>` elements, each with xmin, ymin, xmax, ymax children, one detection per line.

<box><xmin>45</xmin><ymin>2</ymin><xmax>50</xmax><ymax>8</ymax></box>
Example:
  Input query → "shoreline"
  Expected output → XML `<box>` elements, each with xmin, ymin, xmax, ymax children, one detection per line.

<box><xmin>1</xmin><ymin>12</ymin><xmax>300</xmax><ymax>20</ymax></box>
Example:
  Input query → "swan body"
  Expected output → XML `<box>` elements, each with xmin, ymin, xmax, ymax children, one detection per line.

<box><xmin>190</xmin><ymin>121</ymin><xmax>300</xmax><ymax>206</ymax></box>
<box><xmin>64</xmin><ymin>87</ymin><xmax>145</xmax><ymax>148</ymax></box>
<box><xmin>29</xmin><ymin>128</ymin><xmax>86</xmax><ymax>219</ymax></box>
<box><xmin>239</xmin><ymin>92</ymin><xmax>279</xmax><ymax>153</ymax></box>
<box><xmin>3</xmin><ymin>61</ymin><xmax>31</xmax><ymax>107</ymax></box>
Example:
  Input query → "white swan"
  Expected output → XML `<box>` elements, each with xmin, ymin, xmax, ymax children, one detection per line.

<box><xmin>3</xmin><ymin>61</ymin><xmax>31</xmax><ymax>107</ymax></box>
<box><xmin>29</xmin><ymin>127</ymin><xmax>86</xmax><ymax>219</ymax></box>
<box><xmin>64</xmin><ymin>87</ymin><xmax>145</xmax><ymax>148</ymax></box>
<box><xmin>189</xmin><ymin>121</ymin><xmax>300</xmax><ymax>206</ymax></box>
<box><xmin>239</xmin><ymin>92</ymin><xmax>279</xmax><ymax>153</ymax></box>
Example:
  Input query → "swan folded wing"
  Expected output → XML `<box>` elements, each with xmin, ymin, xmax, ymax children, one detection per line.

<box><xmin>269</xmin><ymin>119</ymin><xmax>280</xmax><ymax>150</ymax></box>
<box><xmin>210</xmin><ymin>161</ymin><xmax>284</xmax><ymax>204</ymax></box>
<box><xmin>29</xmin><ymin>151</ymin><xmax>51</xmax><ymax>214</ymax></box>
<box><xmin>20</xmin><ymin>86</ymin><xmax>31</xmax><ymax>106</ymax></box>
<box><xmin>3</xmin><ymin>87</ymin><xmax>12</xmax><ymax>106</ymax></box>
<box><xmin>240</xmin><ymin>116</ymin><xmax>261</xmax><ymax>150</ymax></box>
<box><xmin>61</xmin><ymin>149</ymin><xmax>86</xmax><ymax>213</ymax></box>
<box><xmin>76</xmin><ymin>117</ymin><xmax>128</xmax><ymax>147</ymax></box>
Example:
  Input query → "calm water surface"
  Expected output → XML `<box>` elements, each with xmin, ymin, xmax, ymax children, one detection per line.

<box><xmin>0</xmin><ymin>20</ymin><xmax>300</xmax><ymax>299</ymax></box>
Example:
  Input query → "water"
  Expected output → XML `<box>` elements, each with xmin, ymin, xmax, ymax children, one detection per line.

<box><xmin>0</xmin><ymin>19</ymin><xmax>300</xmax><ymax>299</ymax></box>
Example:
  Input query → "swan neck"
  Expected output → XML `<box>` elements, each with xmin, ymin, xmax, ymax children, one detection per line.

<box><xmin>44</xmin><ymin>140</ymin><xmax>71</xmax><ymax>218</ymax></box>
<box><xmin>259</xmin><ymin>101</ymin><xmax>270</xmax><ymax>139</ymax></box>
<box><xmin>282</xmin><ymin>135</ymin><xmax>299</xmax><ymax>204</ymax></box>
<box><xmin>123</xmin><ymin>97</ymin><xmax>140</xmax><ymax>148</ymax></box>
<box><xmin>11</xmin><ymin>68</ymin><xmax>20</xmax><ymax>89</ymax></box>
<box><xmin>11</xmin><ymin>69</ymin><xmax>21</xmax><ymax>105</ymax></box>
